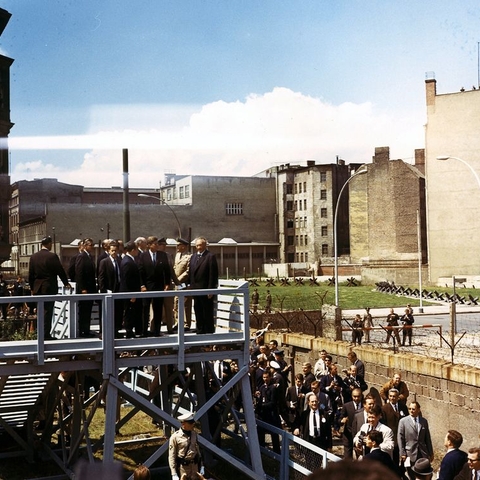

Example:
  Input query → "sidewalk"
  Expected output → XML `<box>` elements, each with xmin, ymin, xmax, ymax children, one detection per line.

<box><xmin>343</xmin><ymin>303</ymin><xmax>480</xmax><ymax>318</ymax></box>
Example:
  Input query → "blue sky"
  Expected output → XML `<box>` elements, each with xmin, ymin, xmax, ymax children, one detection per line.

<box><xmin>1</xmin><ymin>1</ymin><xmax>479</xmax><ymax>187</ymax></box>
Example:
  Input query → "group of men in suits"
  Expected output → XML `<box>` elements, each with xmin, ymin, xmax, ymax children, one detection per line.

<box><xmin>28</xmin><ymin>234</ymin><xmax>219</xmax><ymax>339</ymax></box>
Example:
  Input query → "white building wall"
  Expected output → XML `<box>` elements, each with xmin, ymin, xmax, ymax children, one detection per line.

<box><xmin>425</xmin><ymin>80</ymin><xmax>480</xmax><ymax>281</ymax></box>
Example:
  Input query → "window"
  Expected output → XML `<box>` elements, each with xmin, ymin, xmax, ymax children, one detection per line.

<box><xmin>303</xmin><ymin>199</ymin><xmax>307</xmax><ymax>210</ymax></box>
<box><xmin>322</xmin><ymin>244</ymin><xmax>328</xmax><ymax>255</ymax></box>
<box><xmin>286</xmin><ymin>183</ymin><xmax>293</xmax><ymax>194</ymax></box>
<box><xmin>286</xmin><ymin>201</ymin><xmax>293</xmax><ymax>211</ymax></box>
<box><xmin>295</xmin><ymin>217</ymin><xmax>299</xmax><ymax>228</ymax></box>
<box><xmin>303</xmin><ymin>182</ymin><xmax>306</xmax><ymax>192</ymax></box>
<box><xmin>305</xmin><ymin>252</ymin><xmax>308</xmax><ymax>262</ymax></box>
<box><xmin>321</xmin><ymin>226</ymin><xmax>328</xmax><ymax>236</ymax></box>
<box><xmin>179</xmin><ymin>186</ymin><xmax>184</xmax><ymax>199</ymax></box>
<box><xmin>287</xmin><ymin>219</ymin><xmax>294</xmax><ymax>228</ymax></box>
<box><xmin>304</xmin><ymin>216</ymin><xmax>307</xmax><ymax>227</ymax></box>
<box><xmin>321</xmin><ymin>207</ymin><xmax>327</xmax><ymax>218</ymax></box>
<box><xmin>287</xmin><ymin>253</ymin><xmax>295</xmax><ymax>262</ymax></box>
<box><xmin>299</xmin><ymin>236</ymin><xmax>303</xmax><ymax>246</ymax></box>
<box><xmin>167</xmin><ymin>188</ymin><xmax>172</xmax><ymax>201</ymax></box>
<box><xmin>304</xmin><ymin>235</ymin><xmax>308</xmax><ymax>246</ymax></box>
<box><xmin>320</xmin><ymin>189</ymin><xmax>327</xmax><ymax>200</ymax></box>
<box><xmin>294</xmin><ymin>183</ymin><xmax>298</xmax><ymax>194</ymax></box>
<box><xmin>287</xmin><ymin>236</ymin><xmax>294</xmax><ymax>246</ymax></box>
<box><xmin>320</xmin><ymin>171</ymin><xmax>327</xmax><ymax>182</ymax></box>
<box><xmin>294</xmin><ymin>200</ymin><xmax>298</xmax><ymax>210</ymax></box>
<box><xmin>296</xmin><ymin>253</ymin><xmax>300</xmax><ymax>262</ymax></box>
<box><xmin>299</xmin><ymin>183</ymin><xmax>302</xmax><ymax>194</ymax></box>
<box><xmin>299</xmin><ymin>201</ymin><xmax>302</xmax><ymax>211</ymax></box>
<box><xmin>184</xmin><ymin>185</ymin><xmax>190</xmax><ymax>198</ymax></box>
<box><xmin>225</xmin><ymin>203</ymin><xmax>243</xmax><ymax>215</ymax></box>
<box><xmin>295</xmin><ymin>235</ymin><xmax>299</xmax><ymax>245</ymax></box>
<box><xmin>300</xmin><ymin>252</ymin><xmax>304</xmax><ymax>262</ymax></box>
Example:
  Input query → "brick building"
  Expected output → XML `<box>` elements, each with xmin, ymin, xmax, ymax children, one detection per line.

<box><xmin>349</xmin><ymin>146</ymin><xmax>427</xmax><ymax>284</ymax></box>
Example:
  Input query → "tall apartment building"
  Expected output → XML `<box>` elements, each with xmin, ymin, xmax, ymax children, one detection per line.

<box><xmin>257</xmin><ymin>160</ymin><xmax>362</xmax><ymax>273</ymax></box>
<box><xmin>425</xmin><ymin>76</ymin><xmax>480</xmax><ymax>282</ymax></box>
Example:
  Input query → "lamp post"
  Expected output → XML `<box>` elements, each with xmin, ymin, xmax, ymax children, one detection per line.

<box><xmin>138</xmin><ymin>194</ymin><xmax>183</xmax><ymax>238</ymax></box>
<box><xmin>436</xmin><ymin>156</ymin><xmax>480</xmax><ymax>189</ymax></box>
<box><xmin>52</xmin><ymin>226</ymin><xmax>56</xmax><ymax>254</ymax></box>
<box><xmin>334</xmin><ymin>166</ymin><xmax>368</xmax><ymax>307</ymax></box>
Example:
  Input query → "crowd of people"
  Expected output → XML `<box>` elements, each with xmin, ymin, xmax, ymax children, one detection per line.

<box><xmin>247</xmin><ymin>335</ymin><xmax>478</xmax><ymax>480</ymax></box>
<box><xmin>18</xmin><ymin>234</ymin><xmax>218</xmax><ymax>340</ymax></box>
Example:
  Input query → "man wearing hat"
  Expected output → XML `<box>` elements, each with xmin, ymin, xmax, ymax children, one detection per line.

<box><xmin>412</xmin><ymin>458</ymin><xmax>433</xmax><ymax>479</ymax></box>
<box><xmin>168</xmin><ymin>412</ymin><xmax>203</xmax><ymax>480</ymax></box>
<box><xmin>173</xmin><ymin>238</ymin><xmax>192</xmax><ymax>330</ymax></box>
<box><xmin>28</xmin><ymin>236</ymin><xmax>71</xmax><ymax>340</ymax></box>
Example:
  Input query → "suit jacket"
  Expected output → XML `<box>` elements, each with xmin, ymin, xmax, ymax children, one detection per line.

<box><xmin>98</xmin><ymin>256</ymin><xmax>121</xmax><ymax>293</ymax></box>
<box><xmin>381</xmin><ymin>401</ymin><xmax>409</xmax><ymax>442</ymax></box>
<box><xmin>352</xmin><ymin>409</ymin><xmax>369</xmax><ymax>437</ymax></box>
<box><xmin>340</xmin><ymin>400</ymin><xmax>363</xmax><ymax>437</ymax></box>
<box><xmin>397</xmin><ymin>415</ymin><xmax>433</xmax><ymax>463</ymax></box>
<box><xmin>296</xmin><ymin>407</ymin><xmax>332</xmax><ymax>449</ymax></box>
<box><xmin>75</xmin><ymin>251</ymin><xmax>97</xmax><ymax>293</ymax></box>
<box><xmin>120</xmin><ymin>254</ymin><xmax>141</xmax><ymax>293</ymax></box>
<box><xmin>189</xmin><ymin>249</ymin><xmax>219</xmax><ymax>290</ymax></box>
<box><xmin>28</xmin><ymin>248</ymin><xmax>69</xmax><ymax>295</ymax></box>
<box><xmin>439</xmin><ymin>448</ymin><xmax>468</xmax><ymax>480</ymax></box>
<box><xmin>364</xmin><ymin>448</ymin><xmax>397</xmax><ymax>473</ymax></box>
<box><xmin>453</xmin><ymin>462</ymin><xmax>475</xmax><ymax>480</ymax></box>
<box><xmin>137</xmin><ymin>250</ymin><xmax>171</xmax><ymax>291</ymax></box>
<box><xmin>286</xmin><ymin>384</ymin><xmax>308</xmax><ymax>422</ymax></box>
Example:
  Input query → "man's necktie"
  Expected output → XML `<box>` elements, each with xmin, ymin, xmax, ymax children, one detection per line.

<box><xmin>152</xmin><ymin>253</ymin><xmax>156</xmax><ymax>263</ymax></box>
<box><xmin>313</xmin><ymin>411</ymin><xmax>318</xmax><ymax>437</ymax></box>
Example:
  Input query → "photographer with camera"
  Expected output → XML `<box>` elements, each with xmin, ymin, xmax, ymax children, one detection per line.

<box><xmin>353</xmin><ymin>404</ymin><xmax>394</xmax><ymax>459</ymax></box>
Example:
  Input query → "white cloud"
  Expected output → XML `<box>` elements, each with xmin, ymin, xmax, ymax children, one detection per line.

<box><xmin>9</xmin><ymin>87</ymin><xmax>424</xmax><ymax>187</ymax></box>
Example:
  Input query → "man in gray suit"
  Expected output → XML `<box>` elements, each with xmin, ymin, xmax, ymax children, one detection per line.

<box><xmin>398</xmin><ymin>401</ymin><xmax>434</xmax><ymax>480</ymax></box>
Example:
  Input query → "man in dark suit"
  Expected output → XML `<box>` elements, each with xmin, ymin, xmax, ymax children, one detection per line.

<box><xmin>398</xmin><ymin>401</ymin><xmax>434</xmax><ymax>480</ymax></box>
<box><xmin>28</xmin><ymin>236</ymin><xmax>71</xmax><ymax>340</ymax></box>
<box><xmin>340</xmin><ymin>388</ymin><xmax>363</xmax><ymax>459</ymax></box>
<box><xmin>188</xmin><ymin>236</ymin><xmax>219</xmax><ymax>334</ymax></box>
<box><xmin>293</xmin><ymin>395</ymin><xmax>332</xmax><ymax>472</ymax></box>
<box><xmin>98</xmin><ymin>241</ymin><xmax>123</xmax><ymax>338</ymax></box>
<box><xmin>364</xmin><ymin>430</ymin><xmax>398</xmax><ymax>474</ymax></box>
<box><xmin>352</xmin><ymin>393</ymin><xmax>376</xmax><ymax>438</ymax></box>
<box><xmin>438</xmin><ymin>430</ymin><xmax>467</xmax><ymax>480</ymax></box>
<box><xmin>382</xmin><ymin>388</ymin><xmax>409</xmax><ymax>477</ymax></box>
<box><xmin>75</xmin><ymin>238</ymin><xmax>97</xmax><ymax>337</ymax></box>
<box><xmin>120</xmin><ymin>240</ymin><xmax>142</xmax><ymax>338</ymax></box>
<box><xmin>286</xmin><ymin>373</ymin><xmax>308</xmax><ymax>428</ymax></box>
<box><xmin>255</xmin><ymin>370</ymin><xmax>282</xmax><ymax>453</ymax></box>
<box><xmin>454</xmin><ymin>447</ymin><xmax>480</xmax><ymax>480</ymax></box>
<box><xmin>137</xmin><ymin>236</ymin><xmax>171</xmax><ymax>336</ymax></box>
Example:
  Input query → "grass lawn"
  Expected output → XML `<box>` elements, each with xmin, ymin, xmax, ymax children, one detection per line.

<box><xmin>247</xmin><ymin>281</ymin><xmax>480</xmax><ymax>311</ymax></box>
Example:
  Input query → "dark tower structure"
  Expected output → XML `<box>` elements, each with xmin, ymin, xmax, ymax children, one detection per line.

<box><xmin>0</xmin><ymin>8</ymin><xmax>14</xmax><ymax>265</ymax></box>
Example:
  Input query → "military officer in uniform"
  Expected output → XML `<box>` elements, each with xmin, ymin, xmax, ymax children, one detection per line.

<box><xmin>168</xmin><ymin>412</ymin><xmax>204</xmax><ymax>480</ymax></box>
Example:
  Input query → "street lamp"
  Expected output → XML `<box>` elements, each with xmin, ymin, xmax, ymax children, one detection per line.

<box><xmin>436</xmin><ymin>156</ymin><xmax>480</xmax><ymax>189</ymax></box>
<box><xmin>334</xmin><ymin>165</ymin><xmax>368</xmax><ymax>307</ymax></box>
<box><xmin>138</xmin><ymin>194</ymin><xmax>183</xmax><ymax>238</ymax></box>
